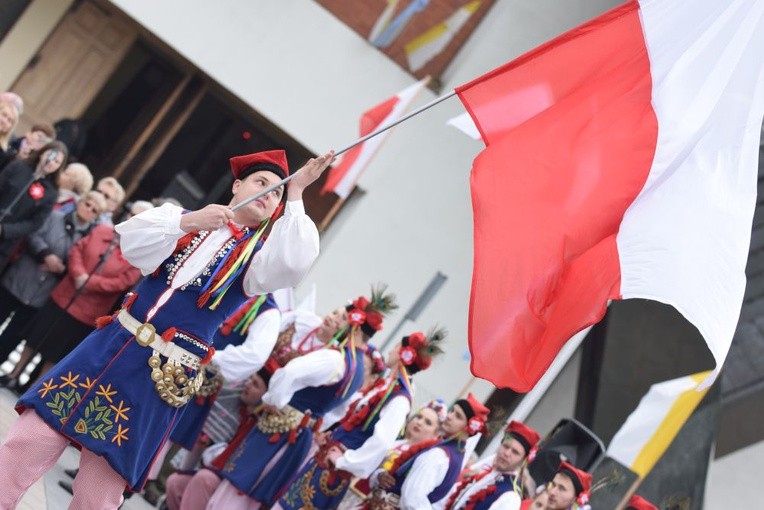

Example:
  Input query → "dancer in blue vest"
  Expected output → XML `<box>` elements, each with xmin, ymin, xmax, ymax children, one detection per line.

<box><xmin>336</xmin><ymin>399</ymin><xmax>448</xmax><ymax>510</ymax></box>
<box><xmin>164</xmin><ymin>369</ymin><xmax>270</xmax><ymax>510</ymax></box>
<box><xmin>140</xmin><ymin>294</ymin><xmax>281</xmax><ymax>497</ymax></box>
<box><xmin>277</xmin><ymin>328</ymin><xmax>446</xmax><ymax>510</ymax></box>
<box><xmin>445</xmin><ymin>420</ymin><xmax>541</xmax><ymax>510</ymax></box>
<box><xmin>0</xmin><ymin>148</ymin><xmax>335</xmax><ymax>509</ymax></box>
<box><xmin>363</xmin><ymin>393</ymin><xmax>491</xmax><ymax>510</ymax></box>
<box><xmin>205</xmin><ymin>287</ymin><xmax>398</xmax><ymax>510</ymax></box>
<box><xmin>170</xmin><ymin>293</ymin><xmax>280</xmax><ymax>453</ymax></box>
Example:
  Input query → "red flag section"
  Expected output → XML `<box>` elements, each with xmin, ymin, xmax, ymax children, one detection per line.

<box><xmin>457</xmin><ymin>1</ymin><xmax>658</xmax><ymax>391</ymax></box>
<box><xmin>321</xmin><ymin>96</ymin><xmax>399</xmax><ymax>196</ymax></box>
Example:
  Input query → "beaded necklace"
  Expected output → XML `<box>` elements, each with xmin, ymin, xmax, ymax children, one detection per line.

<box><xmin>163</xmin><ymin>219</ymin><xmax>269</xmax><ymax>310</ymax></box>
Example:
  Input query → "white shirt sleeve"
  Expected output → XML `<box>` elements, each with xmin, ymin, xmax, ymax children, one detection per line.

<box><xmin>400</xmin><ymin>447</ymin><xmax>450</xmax><ymax>510</ymax></box>
<box><xmin>489</xmin><ymin>492</ymin><xmax>522</xmax><ymax>510</ymax></box>
<box><xmin>334</xmin><ymin>396</ymin><xmax>411</xmax><ymax>478</ymax></box>
<box><xmin>211</xmin><ymin>308</ymin><xmax>281</xmax><ymax>382</ymax></box>
<box><xmin>243</xmin><ymin>201</ymin><xmax>319</xmax><ymax>296</ymax></box>
<box><xmin>115</xmin><ymin>203</ymin><xmax>185</xmax><ymax>275</ymax></box>
<box><xmin>261</xmin><ymin>348</ymin><xmax>346</xmax><ymax>409</ymax></box>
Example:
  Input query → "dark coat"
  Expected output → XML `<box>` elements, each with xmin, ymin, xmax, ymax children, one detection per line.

<box><xmin>1</xmin><ymin>210</ymin><xmax>94</xmax><ymax>308</ymax></box>
<box><xmin>0</xmin><ymin>159</ymin><xmax>58</xmax><ymax>270</ymax></box>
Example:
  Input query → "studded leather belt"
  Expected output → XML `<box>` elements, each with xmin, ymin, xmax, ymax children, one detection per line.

<box><xmin>116</xmin><ymin>309</ymin><xmax>207</xmax><ymax>408</ymax></box>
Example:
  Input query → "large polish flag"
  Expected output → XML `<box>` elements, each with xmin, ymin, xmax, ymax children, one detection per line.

<box><xmin>322</xmin><ymin>78</ymin><xmax>429</xmax><ymax>199</ymax></box>
<box><xmin>458</xmin><ymin>0</ymin><xmax>764</xmax><ymax>391</ymax></box>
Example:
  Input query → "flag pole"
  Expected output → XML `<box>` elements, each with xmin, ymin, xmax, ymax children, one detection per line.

<box><xmin>231</xmin><ymin>89</ymin><xmax>457</xmax><ymax>212</ymax></box>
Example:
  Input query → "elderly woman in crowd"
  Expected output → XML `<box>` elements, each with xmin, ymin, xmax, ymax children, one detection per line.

<box><xmin>93</xmin><ymin>176</ymin><xmax>125</xmax><ymax>224</ymax></box>
<box><xmin>0</xmin><ymin>140</ymin><xmax>68</xmax><ymax>273</ymax></box>
<box><xmin>0</xmin><ymin>191</ymin><xmax>106</xmax><ymax>381</ymax></box>
<box><xmin>55</xmin><ymin>162</ymin><xmax>94</xmax><ymax>211</ymax></box>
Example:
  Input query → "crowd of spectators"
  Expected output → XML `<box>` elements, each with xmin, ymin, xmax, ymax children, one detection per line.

<box><xmin>0</xmin><ymin>91</ymin><xmax>179</xmax><ymax>394</ymax></box>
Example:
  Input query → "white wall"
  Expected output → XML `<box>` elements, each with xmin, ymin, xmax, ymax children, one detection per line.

<box><xmin>705</xmin><ymin>440</ymin><xmax>764</xmax><ymax>509</ymax></box>
<box><xmin>109</xmin><ymin>0</ymin><xmax>622</xmax><ymax>404</ymax></box>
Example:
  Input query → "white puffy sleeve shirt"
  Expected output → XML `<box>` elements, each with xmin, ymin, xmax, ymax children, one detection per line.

<box><xmin>334</xmin><ymin>394</ymin><xmax>411</xmax><ymax>478</ymax></box>
<box><xmin>211</xmin><ymin>307</ymin><xmax>281</xmax><ymax>382</ymax></box>
<box><xmin>115</xmin><ymin>201</ymin><xmax>319</xmax><ymax>295</ymax></box>
<box><xmin>261</xmin><ymin>349</ymin><xmax>346</xmax><ymax>409</ymax></box>
<box><xmin>397</xmin><ymin>447</ymin><xmax>450</xmax><ymax>510</ymax></box>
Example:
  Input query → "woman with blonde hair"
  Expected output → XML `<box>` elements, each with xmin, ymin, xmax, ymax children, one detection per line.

<box><xmin>56</xmin><ymin>163</ymin><xmax>94</xmax><ymax>211</ymax></box>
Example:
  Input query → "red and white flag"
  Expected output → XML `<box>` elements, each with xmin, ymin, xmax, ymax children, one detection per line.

<box><xmin>459</xmin><ymin>0</ymin><xmax>764</xmax><ymax>391</ymax></box>
<box><xmin>322</xmin><ymin>78</ymin><xmax>429</xmax><ymax>199</ymax></box>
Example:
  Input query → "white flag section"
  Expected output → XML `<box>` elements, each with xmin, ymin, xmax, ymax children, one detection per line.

<box><xmin>446</xmin><ymin>111</ymin><xmax>481</xmax><ymax>140</ymax></box>
<box><xmin>608</xmin><ymin>371</ymin><xmax>711</xmax><ymax>478</ymax></box>
<box><xmin>617</xmin><ymin>0</ymin><xmax>764</xmax><ymax>390</ymax></box>
<box><xmin>405</xmin><ymin>0</ymin><xmax>480</xmax><ymax>72</ymax></box>
<box><xmin>322</xmin><ymin>78</ymin><xmax>430</xmax><ymax>199</ymax></box>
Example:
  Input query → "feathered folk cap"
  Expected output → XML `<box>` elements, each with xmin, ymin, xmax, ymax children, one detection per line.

<box><xmin>398</xmin><ymin>327</ymin><xmax>446</xmax><ymax>374</ymax></box>
<box><xmin>345</xmin><ymin>284</ymin><xmax>398</xmax><ymax>338</ymax></box>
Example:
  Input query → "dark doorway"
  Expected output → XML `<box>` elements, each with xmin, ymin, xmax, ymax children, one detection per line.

<box><xmin>78</xmin><ymin>40</ymin><xmax>184</xmax><ymax>178</ymax></box>
<box><xmin>134</xmin><ymin>92</ymin><xmax>285</xmax><ymax>207</ymax></box>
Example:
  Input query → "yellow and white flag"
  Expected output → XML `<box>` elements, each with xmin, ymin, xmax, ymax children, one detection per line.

<box><xmin>607</xmin><ymin>371</ymin><xmax>712</xmax><ymax>478</ymax></box>
<box><xmin>405</xmin><ymin>0</ymin><xmax>480</xmax><ymax>72</ymax></box>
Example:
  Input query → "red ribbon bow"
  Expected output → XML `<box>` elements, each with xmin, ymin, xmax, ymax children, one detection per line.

<box><xmin>227</xmin><ymin>221</ymin><xmax>245</xmax><ymax>240</ymax></box>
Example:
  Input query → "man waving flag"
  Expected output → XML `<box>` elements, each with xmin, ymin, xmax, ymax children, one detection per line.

<box><xmin>459</xmin><ymin>0</ymin><xmax>764</xmax><ymax>391</ymax></box>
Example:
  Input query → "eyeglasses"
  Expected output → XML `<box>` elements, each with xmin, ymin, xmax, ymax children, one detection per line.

<box><xmin>82</xmin><ymin>200</ymin><xmax>101</xmax><ymax>214</ymax></box>
<box><xmin>96</xmin><ymin>189</ymin><xmax>119</xmax><ymax>204</ymax></box>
